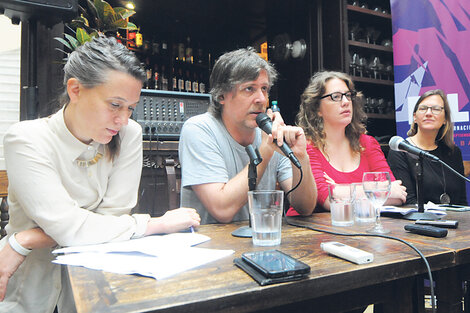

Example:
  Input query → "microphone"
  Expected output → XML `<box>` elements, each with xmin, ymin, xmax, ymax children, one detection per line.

<box><xmin>389</xmin><ymin>136</ymin><xmax>440</xmax><ymax>161</ymax></box>
<box><xmin>245</xmin><ymin>145</ymin><xmax>262</xmax><ymax>166</ymax></box>
<box><xmin>256</xmin><ymin>113</ymin><xmax>302</xmax><ymax>169</ymax></box>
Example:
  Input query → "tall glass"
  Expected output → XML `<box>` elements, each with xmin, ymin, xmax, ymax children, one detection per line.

<box><xmin>362</xmin><ymin>172</ymin><xmax>391</xmax><ymax>234</ymax></box>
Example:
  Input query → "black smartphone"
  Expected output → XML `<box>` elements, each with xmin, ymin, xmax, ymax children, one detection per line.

<box><xmin>241</xmin><ymin>250</ymin><xmax>311</xmax><ymax>278</ymax></box>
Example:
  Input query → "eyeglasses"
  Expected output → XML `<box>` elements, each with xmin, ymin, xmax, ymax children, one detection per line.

<box><xmin>417</xmin><ymin>105</ymin><xmax>444</xmax><ymax>115</ymax></box>
<box><xmin>320</xmin><ymin>91</ymin><xmax>356</xmax><ymax>102</ymax></box>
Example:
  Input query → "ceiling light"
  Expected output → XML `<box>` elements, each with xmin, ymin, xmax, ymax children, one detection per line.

<box><xmin>125</xmin><ymin>2</ymin><xmax>135</xmax><ymax>10</ymax></box>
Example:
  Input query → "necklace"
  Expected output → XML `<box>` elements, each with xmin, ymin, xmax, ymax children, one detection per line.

<box><xmin>76</xmin><ymin>152</ymin><xmax>103</xmax><ymax>168</ymax></box>
<box><xmin>75</xmin><ymin>145</ymin><xmax>103</xmax><ymax>168</ymax></box>
<box><xmin>408</xmin><ymin>138</ymin><xmax>449</xmax><ymax>204</ymax></box>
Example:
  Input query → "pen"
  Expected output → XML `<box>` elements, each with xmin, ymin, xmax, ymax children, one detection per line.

<box><xmin>190</xmin><ymin>226</ymin><xmax>195</xmax><ymax>233</ymax></box>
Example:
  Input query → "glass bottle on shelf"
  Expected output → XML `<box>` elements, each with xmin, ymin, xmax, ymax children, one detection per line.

<box><xmin>185</xmin><ymin>69</ymin><xmax>192</xmax><ymax>92</ymax></box>
<box><xmin>161</xmin><ymin>39</ymin><xmax>168</xmax><ymax>58</ymax></box>
<box><xmin>144</xmin><ymin>58</ymin><xmax>152</xmax><ymax>89</ymax></box>
<box><xmin>172</xmin><ymin>66</ymin><xmax>177</xmax><ymax>91</ymax></box>
<box><xmin>177</xmin><ymin>67</ymin><xmax>184</xmax><ymax>92</ymax></box>
<box><xmin>178</xmin><ymin>41</ymin><xmax>185</xmax><ymax>62</ymax></box>
<box><xmin>185</xmin><ymin>36</ymin><xmax>193</xmax><ymax>64</ymax></box>
<box><xmin>153</xmin><ymin>64</ymin><xmax>160</xmax><ymax>90</ymax></box>
<box><xmin>161</xmin><ymin>65</ymin><xmax>168</xmax><ymax>91</ymax></box>
<box><xmin>199</xmin><ymin>72</ymin><xmax>206</xmax><ymax>94</ymax></box>
<box><xmin>196</xmin><ymin>43</ymin><xmax>204</xmax><ymax>65</ymax></box>
<box><xmin>152</xmin><ymin>37</ymin><xmax>160</xmax><ymax>56</ymax></box>
<box><xmin>192</xmin><ymin>71</ymin><xmax>199</xmax><ymax>93</ymax></box>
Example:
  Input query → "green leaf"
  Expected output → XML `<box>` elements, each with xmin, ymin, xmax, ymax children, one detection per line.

<box><xmin>97</xmin><ymin>0</ymin><xmax>115</xmax><ymax>26</ymax></box>
<box><xmin>125</xmin><ymin>22</ymin><xmax>138</xmax><ymax>31</ymax></box>
<box><xmin>69</xmin><ymin>17</ymin><xmax>88</xmax><ymax>30</ymax></box>
<box><xmin>54</xmin><ymin>37</ymin><xmax>72</xmax><ymax>51</ymax></box>
<box><xmin>76</xmin><ymin>28</ymin><xmax>91</xmax><ymax>45</ymax></box>
<box><xmin>114</xmin><ymin>7</ymin><xmax>135</xmax><ymax>20</ymax></box>
<box><xmin>112</xmin><ymin>19</ymin><xmax>128</xmax><ymax>30</ymax></box>
<box><xmin>86</xmin><ymin>0</ymin><xmax>98</xmax><ymax>20</ymax></box>
<box><xmin>93</xmin><ymin>0</ymin><xmax>106</xmax><ymax>22</ymax></box>
<box><xmin>64</xmin><ymin>33</ymin><xmax>79</xmax><ymax>50</ymax></box>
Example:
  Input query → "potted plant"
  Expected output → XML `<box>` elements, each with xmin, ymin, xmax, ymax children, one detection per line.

<box><xmin>55</xmin><ymin>0</ymin><xmax>138</xmax><ymax>59</ymax></box>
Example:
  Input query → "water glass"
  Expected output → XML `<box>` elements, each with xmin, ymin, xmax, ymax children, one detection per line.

<box><xmin>352</xmin><ymin>183</ymin><xmax>375</xmax><ymax>223</ymax></box>
<box><xmin>362</xmin><ymin>172</ymin><xmax>391</xmax><ymax>234</ymax></box>
<box><xmin>328</xmin><ymin>184</ymin><xmax>354</xmax><ymax>226</ymax></box>
<box><xmin>248</xmin><ymin>190</ymin><xmax>283</xmax><ymax>246</ymax></box>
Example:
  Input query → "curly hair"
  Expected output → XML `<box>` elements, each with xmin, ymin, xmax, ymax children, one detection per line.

<box><xmin>296</xmin><ymin>71</ymin><xmax>366</xmax><ymax>153</ymax></box>
<box><xmin>407</xmin><ymin>89</ymin><xmax>455</xmax><ymax>150</ymax></box>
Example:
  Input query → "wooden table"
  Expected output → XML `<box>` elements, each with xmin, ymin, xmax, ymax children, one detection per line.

<box><xmin>67</xmin><ymin>213</ymin><xmax>466</xmax><ymax>313</ymax></box>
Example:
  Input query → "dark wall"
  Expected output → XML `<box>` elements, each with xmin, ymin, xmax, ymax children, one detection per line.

<box><xmin>267</xmin><ymin>0</ymin><xmax>320</xmax><ymax>125</ymax></box>
<box><xmin>20</xmin><ymin>20</ymin><xmax>65</xmax><ymax>120</ymax></box>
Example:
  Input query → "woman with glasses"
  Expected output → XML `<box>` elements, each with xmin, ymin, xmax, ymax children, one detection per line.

<box><xmin>388</xmin><ymin>89</ymin><xmax>467</xmax><ymax>205</ymax></box>
<box><xmin>288</xmin><ymin>71</ymin><xmax>406</xmax><ymax>213</ymax></box>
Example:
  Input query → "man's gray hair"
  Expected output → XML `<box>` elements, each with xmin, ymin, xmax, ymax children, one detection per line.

<box><xmin>209</xmin><ymin>48</ymin><xmax>278</xmax><ymax>117</ymax></box>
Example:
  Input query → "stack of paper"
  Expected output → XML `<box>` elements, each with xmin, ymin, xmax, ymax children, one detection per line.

<box><xmin>380</xmin><ymin>204</ymin><xmax>447</xmax><ymax>217</ymax></box>
<box><xmin>52</xmin><ymin>233</ymin><xmax>234</xmax><ymax>280</ymax></box>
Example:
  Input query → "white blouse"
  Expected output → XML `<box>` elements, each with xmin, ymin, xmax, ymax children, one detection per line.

<box><xmin>0</xmin><ymin>107</ymin><xmax>148</xmax><ymax>313</ymax></box>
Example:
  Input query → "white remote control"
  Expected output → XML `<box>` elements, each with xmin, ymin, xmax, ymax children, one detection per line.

<box><xmin>320</xmin><ymin>241</ymin><xmax>374</xmax><ymax>264</ymax></box>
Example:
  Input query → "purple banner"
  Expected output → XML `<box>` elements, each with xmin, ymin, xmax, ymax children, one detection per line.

<box><xmin>391</xmin><ymin>0</ymin><xmax>470</xmax><ymax>159</ymax></box>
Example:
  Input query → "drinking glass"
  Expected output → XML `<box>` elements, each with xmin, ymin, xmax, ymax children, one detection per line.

<box><xmin>362</xmin><ymin>172</ymin><xmax>391</xmax><ymax>234</ymax></box>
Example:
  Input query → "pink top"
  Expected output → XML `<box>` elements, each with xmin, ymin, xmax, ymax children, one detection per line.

<box><xmin>287</xmin><ymin>134</ymin><xmax>395</xmax><ymax>215</ymax></box>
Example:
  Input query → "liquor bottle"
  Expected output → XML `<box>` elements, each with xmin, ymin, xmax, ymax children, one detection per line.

<box><xmin>178</xmin><ymin>41</ymin><xmax>185</xmax><ymax>62</ymax></box>
<box><xmin>153</xmin><ymin>64</ymin><xmax>160</xmax><ymax>90</ymax></box>
<box><xmin>185</xmin><ymin>69</ymin><xmax>192</xmax><ymax>92</ymax></box>
<box><xmin>161</xmin><ymin>65</ymin><xmax>168</xmax><ymax>91</ymax></box>
<box><xmin>144</xmin><ymin>58</ymin><xmax>152</xmax><ymax>89</ymax></box>
<box><xmin>192</xmin><ymin>71</ymin><xmax>199</xmax><ymax>93</ymax></box>
<box><xmin>185</xmin><ymin>37</ymin><xmax>193</xmax><ymax>64</ymax></box>
<box><xmin>161</xmin><ymin>39</ymin><xmax>168</xmax><ymax>58</ymax></box>
<box><xmin>177</xmin><ymin>67</ymin><xmax>184</xmax><ymax>92</ymax></box>
<box><xmin>199</xmin><ymin>72</ymin><xmax>206</xmax><ymax>94</ymax></box>
<box><xmin>152</xmin><ymin>38</ymin><xmax>160</xmax><ymax>56</ymax></box>
<box><xmin>196</xmin><ymin>43</ymin><xmax>204</xmax><ymax>65</ymax></box>
<box><xmin>172</xmin><ymin>66</ymin><xmax>177</xmax><ymax>91</ymax></box>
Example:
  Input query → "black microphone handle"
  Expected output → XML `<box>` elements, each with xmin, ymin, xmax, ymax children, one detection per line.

<box><xmin>273</xmin><ymin>138</ymin><xmax>302</xmax><ymax>169</ymax></box>
<box><xmin>256</xmin><ymin>113</ymin><xmax>302</xmax><ymax>169</ymax></box>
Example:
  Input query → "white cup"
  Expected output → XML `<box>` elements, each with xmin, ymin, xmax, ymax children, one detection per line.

<box><xmin>328</xmin><ymin>184</ymin><xmax>354</xmax><ymax>226</ymax></box>
<box><xmin>248</xmin><ymin>190</ymin><xmax>283</xmax><ymax>246</ymax></box>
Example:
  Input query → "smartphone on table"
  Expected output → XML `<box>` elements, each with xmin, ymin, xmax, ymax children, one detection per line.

<box><xmin>241</xmin><ymin>249</ymin><xmax>310</xmax><ymax>278</ymax></box>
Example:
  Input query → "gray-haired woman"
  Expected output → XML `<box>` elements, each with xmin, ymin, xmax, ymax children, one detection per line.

<box><xmin>0</xmin><ymin>36</ymin><xmax>200</xmax><ymax>312</ymax></box>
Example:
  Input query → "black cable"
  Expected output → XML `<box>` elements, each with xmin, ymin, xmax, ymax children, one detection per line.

<box><xmin>439</xmin><ymin>159</ymin><xmax>470</xmax><ymax>183</ymax></box>
<box><xmin>283</xmin><ymin>167</ymin><xmax>303</xmax><ymax>215</ymax></box>
<box><xmin>285</xmin><ymin>217</ymin><xmax>436</xmax><ymax>313</ymax></box>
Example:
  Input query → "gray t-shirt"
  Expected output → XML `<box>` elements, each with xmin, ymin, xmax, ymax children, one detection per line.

<box><xmin>179</xmin><ymin>112</ymin><xmax>292</xmax><ymax>224</ymax></box>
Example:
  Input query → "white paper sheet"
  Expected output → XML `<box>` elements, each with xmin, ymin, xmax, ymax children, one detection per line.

<box><xmin>52</xmin><ymin>233</ymin><xmax>234</xmax><ymax>279</ymax></box>
<box><xmin>53</xmin><ymin>233</ymin><xmax>211</xmax><ymax>256</ymax></box>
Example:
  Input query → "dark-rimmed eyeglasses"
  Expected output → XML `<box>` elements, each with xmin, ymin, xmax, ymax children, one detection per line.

<box><xmin>416</xmin><ymin>105</ymin><xmax>444</xmax><ymax>115</ymax></box>
<box><xmin>320</xmin><ymin>91</ymin><xmax>356</xmax><ymax>102</ymax></box>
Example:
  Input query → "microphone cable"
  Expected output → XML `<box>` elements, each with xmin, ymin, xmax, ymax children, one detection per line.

<box><xmin>283</xmin><ymin>167</ymin><xmax>303</xmax><ymax>216</ymax></box>
<box><xmin>284</xmin><ymin>217</ymin><xmax>436</xmax><ymax>313</ymax></box>
<box><xmin>439</xmin><ymin>158</ymin><xmax>470</xmax><ymax>183</ymax></box>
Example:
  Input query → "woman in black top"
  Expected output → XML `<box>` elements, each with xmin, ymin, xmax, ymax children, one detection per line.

<box><xmin>388</xmin><ymin>89</ymin><xmax>467</xmax><ymax>205</ymax></box>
